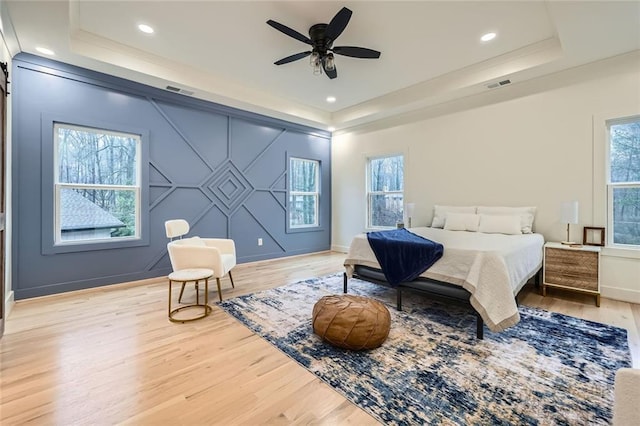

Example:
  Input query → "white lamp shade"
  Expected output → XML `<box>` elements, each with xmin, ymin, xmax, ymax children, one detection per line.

<box><xmin>561</xmin><ymin>201</ymin><xmax>579</xmax><ymax>224</ymax></box>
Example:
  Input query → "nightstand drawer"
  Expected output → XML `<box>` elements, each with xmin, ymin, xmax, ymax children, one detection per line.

<box><xmin>544</xmin><ymin>247</ymin><xmax>598</xmax><ymax>269</ymax></box>
<box><xmin>543</xmin><ymin>270</ymin><xmax>598</xmax><ymax>291</ymax></box>
<box><xmin>542</xmin><ymin>243</ymin><xmax>601</xmax><ymax>305</ymax></box>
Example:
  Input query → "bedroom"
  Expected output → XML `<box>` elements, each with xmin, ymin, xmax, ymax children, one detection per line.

<box><xmin>1</xmin><ymin>1</ymin><xmax>639</xmax><ymax>424</ymax></box>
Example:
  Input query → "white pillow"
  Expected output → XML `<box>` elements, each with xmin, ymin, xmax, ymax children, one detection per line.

<box><xmin>478</xmin><ymin>214</ymin><xmax>522</xmax><ymax>235</ymax></box>
<box><xmin>431</xmin><ymin>205</ymin><xmax>476</xmax><ymax>228</ymax></box>
<box><xmin>444</xmin><ymin>213</ymin><xmax>480</xmax><ymax>232</ymax></box>
<box><xmin>476</xmin><ymin>206</ymin><xmax>536</xmax><ymax>233</ymax></box>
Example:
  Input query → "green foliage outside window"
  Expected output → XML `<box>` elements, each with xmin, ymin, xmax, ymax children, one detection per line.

<box><xmin>609</xmin><ymin>121</ymin><xmax>640</xmax><ymax>246</ymax></box>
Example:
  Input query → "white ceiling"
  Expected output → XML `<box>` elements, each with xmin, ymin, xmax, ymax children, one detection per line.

<box><xmin>2</xmin><ymin>1</ymin><xmax>639</xmax><ymax>131</ymax></box>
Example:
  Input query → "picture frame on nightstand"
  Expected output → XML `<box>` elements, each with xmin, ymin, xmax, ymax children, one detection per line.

<box><xmin>583</xmin><ymin>227</ymin><xmax>605</xmax><ymax>246</ymax></box>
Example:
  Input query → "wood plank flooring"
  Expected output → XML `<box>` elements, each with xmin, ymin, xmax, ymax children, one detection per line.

<box><xmin>1</xmin><ymin>251</ymin><xmax>638</xmax><ymax>425</ymax></box>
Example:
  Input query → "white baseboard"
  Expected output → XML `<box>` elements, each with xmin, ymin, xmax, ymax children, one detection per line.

<box><xmin>5</xmin><ymin>289</ymin><xmax>15</xmax><ymax>318</ymax></box>
<box><xmin>331</xmin><ymin>244</ymin><xmax>350</xmax><ymax>253</ymax></box>
<box><xmin>601</xmin><ymin>285</ymin><xmax>640</xmax><ymax>305</ymax></box>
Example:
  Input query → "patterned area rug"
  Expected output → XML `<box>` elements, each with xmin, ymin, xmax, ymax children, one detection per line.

<box><xmin>218</xmin><ymin>274</ymin><xmax>631</xmax><ymax>425</ymax></box>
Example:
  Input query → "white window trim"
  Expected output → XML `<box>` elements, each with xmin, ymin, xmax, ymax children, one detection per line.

<box><xmin>366</xmin><ymin>153</ymin><xmax>404</xmax><ymax>230</ymax></box>
<box><xmin>53</xmin><ymin>123</ymin><xmax>142</xmax><ymax>246</ymax></box>
<box><xmin>289</xmin><ymin>157</ymin><xmax>320</xmax><ymax>229</ymax></box>
<box><xmin>593</xmin><ymin>111</ymin><xmax>640</xmax><ymax>258</ymax></box>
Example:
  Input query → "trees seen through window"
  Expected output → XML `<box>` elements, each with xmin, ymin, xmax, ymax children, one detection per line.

<box><xmin>609</xmin><ymin>119</ymin><xmax>640</xmax><ymax>246</ymax></box>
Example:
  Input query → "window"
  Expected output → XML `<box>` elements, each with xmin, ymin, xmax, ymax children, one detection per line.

<box><xmin>607</xmin><ymin>117</ymin><xmax>640</xmax><ymax>247</ymax></box>
<box><xmin>54</xmin><ymin>123</ymin><xmax>141</xmax><ymax>244</ymax></box>
<box><xmin>367</xmin><ymin>154</ymin><xmax>404</xmax><ymax>228</ymax></box>
<box><xmin>289</xmin><ymin>158</ymin><xmax>320</xmax><ymax>228</ymax></box>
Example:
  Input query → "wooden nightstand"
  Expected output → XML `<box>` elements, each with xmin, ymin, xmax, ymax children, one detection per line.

<box><xmin>542</xmin><ymin>242</ymin><xmax>601</xmax><ymax>306</ymax></box>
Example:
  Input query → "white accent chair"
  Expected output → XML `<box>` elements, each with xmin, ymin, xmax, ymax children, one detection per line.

<box><xmin>165</xmin><ymin>219</ymin><xmax>236</xmax><ymax>302</ymax></box>
<box><xmin>613</xmin><ymin>368</ymin><xmax>640</xmax><ymax>425</ymax></box>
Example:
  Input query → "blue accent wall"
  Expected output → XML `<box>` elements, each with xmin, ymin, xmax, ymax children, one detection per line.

<box><xmin>11</xmin><ymin>53</ymin><xmax>332</xmax><ymax>299</ymax></box>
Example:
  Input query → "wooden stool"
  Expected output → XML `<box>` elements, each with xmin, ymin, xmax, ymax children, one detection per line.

<box><xmin>168</xmin><ymin>268</ymin><xmax>213</xmax><ymax>323</ymax></box>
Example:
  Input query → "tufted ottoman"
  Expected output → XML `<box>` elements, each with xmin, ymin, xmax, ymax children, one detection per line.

<box><xmin>312</xmin><ymin>294</ymin><xmax>391</xmax><ymax>350</ymax></box>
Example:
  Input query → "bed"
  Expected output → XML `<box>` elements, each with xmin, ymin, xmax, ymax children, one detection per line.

<box><xmin>343</xmin><ymin>225</ymin><xmax>545</xmax><ymax>339</ymax></box>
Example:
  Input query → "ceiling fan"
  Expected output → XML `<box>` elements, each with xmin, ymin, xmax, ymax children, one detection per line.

<box><xmin>267</xmin><ymin>7</ymin><xmax>381</xmax><ymax>79</ymax></box>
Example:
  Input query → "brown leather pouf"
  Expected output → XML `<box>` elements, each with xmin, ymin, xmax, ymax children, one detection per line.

<box><xmin>312</xmin><ymin>294</ymin><xmax>391</xmax><ymax>350</ymax></box>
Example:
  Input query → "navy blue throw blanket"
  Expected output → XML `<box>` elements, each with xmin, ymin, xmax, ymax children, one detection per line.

<box><xmin>366</xmin><ymin>228</ymin><xmax>444</xmax><ymax>286</ymax></box>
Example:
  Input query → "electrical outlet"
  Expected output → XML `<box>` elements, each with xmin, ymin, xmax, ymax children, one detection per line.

<box><xmin>258</xmin><ymin>238</ymin><xmax>263</xmax><ymax>246</ymax></box>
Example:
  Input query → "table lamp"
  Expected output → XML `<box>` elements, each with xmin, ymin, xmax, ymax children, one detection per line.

<box><xmin>405</xmin><ymin>203</ymin><xmax>415</xmax><ymax>228</ymax></box>
<box><xmin>561</xmin><ymin>201</ymin><xmax>579</xmax><ymax>244</ymax></box>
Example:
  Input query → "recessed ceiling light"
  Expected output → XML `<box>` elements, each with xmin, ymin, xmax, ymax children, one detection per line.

<box><xmin>326</xmin><ymin>96</ymin><xmax>337</xmax><ymax>103</ymax></box>
<box><xmin>481</xmin><ymin>32</ymin><xmax>497</xmax><ymax>42</ymax></box>
<box><xmin>36</xmin><ymin>46</ymin><xmax>55</xmax><ymax>56</ymax></box>
<box><xmin>328</xmin><ymin>126</ymin><xmax>336</xmax><ymax>132</ymax></box>
<box><xmin>138</xmin><ymin>24</ymin><xmax>154</xmax><ymax>34</ymax></box>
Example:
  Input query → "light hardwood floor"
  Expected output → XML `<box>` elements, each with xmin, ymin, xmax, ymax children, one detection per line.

<box><xmin>1</xmin><ymin>251</ymin><xmax>638</xmax><ymax>425</ymax></box>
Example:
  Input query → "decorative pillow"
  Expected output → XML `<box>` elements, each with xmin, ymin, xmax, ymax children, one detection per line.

<box><xmin>476</xmin><ymin>206</ymin><xmax>537</xmax><ymax>233</ymax></box>
<box><xmin>431</xmin><ymin>205</ymin><xmax>476</xmax><ymax>228</ymax></box>
<box><xmin>478</xmin><ymin>214</ymin><xmax>522</xmax><ymax>235</ymax></box>
<box><xmin>444</xmin><ymin>213</ymin><xmax>480</xmax><ymax>232</ymax></box>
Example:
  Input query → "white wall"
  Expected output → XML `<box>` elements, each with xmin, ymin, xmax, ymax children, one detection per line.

<box><xmin>332</xmin><ymin>52</ymin><xmax>640</xmax><ymax>303</ymax></box>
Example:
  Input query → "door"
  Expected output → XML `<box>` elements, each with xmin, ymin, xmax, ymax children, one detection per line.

<box><xmin>0</xmin><ymin>62</ymin><xmax>7</xmax><ymax>338</ymax></box>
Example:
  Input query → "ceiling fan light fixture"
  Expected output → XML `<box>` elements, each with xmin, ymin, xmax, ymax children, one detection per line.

<box><xmin>268</xmin><ymin>7</ymin><xmax>380</xmax><ymax>80</ymax></box>
<box><xmin>310</xmin><ymin>52</ymin><xmax>319</xmax><ymax>67</ymax></box>
<box><xmin>324</xmin><ymin>53</ymin><xmax>335</xmax><ymax>71</ymax></box>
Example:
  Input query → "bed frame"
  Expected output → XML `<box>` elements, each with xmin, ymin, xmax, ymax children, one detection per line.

<box><xmin>344</xmin><ymin>265</ymin><xmax>542</xmax><ymax>339</ymax></box>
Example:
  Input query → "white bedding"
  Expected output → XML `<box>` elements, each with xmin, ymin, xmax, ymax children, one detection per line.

<box><xmin>344</xmin><ymin>227</ymin><xmax>544</xmax><ymax>332</ymax></box>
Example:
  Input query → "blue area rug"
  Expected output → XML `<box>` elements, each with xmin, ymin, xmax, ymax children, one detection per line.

<box><xmin>218</xmin><ymin>274</ymin><xmax>631</xmax><ymax>425</ymax></box>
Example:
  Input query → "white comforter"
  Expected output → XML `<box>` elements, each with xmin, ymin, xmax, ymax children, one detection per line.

<box><xmin>344</xmin><ymin>227</ymin><xmax>544</xmax><ymax>332</ymax></box>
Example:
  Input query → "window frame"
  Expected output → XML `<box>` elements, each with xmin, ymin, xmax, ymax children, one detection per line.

<box><xmin>41</xmin><ymin>114</ymin><xmax>149</xmax><ymax>254</ymax></box>
<box><xmin>54</xmin><ymin>123</ymin><xmax>142</xmax><ymax>245</ymax></box>
<box><xmin>606</xmin><ymin>115</ymin><xmax>640</xmax><ymax>249</ymax></box>
<box><xmin>366</xmin><ymin>153</ymin><xmax>404</xmax><ymax>229</ymax></box>
<box><xmin>288</xmin><ymin>157</ymin><xmax>320</xmax><ymax>230</ymax></box>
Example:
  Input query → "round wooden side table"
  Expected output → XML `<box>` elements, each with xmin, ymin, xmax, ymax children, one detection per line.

<box><xmin>168</xmin><ymin>268</ymin><xmax>213</xmax><ymax>323</ymax></box>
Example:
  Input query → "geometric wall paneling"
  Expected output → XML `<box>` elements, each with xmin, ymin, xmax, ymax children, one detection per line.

<box><xmin>191</xmin><ymin>204</ymin><xmax>229</xmax><ymax>239</ymax></box>
<box><xmin>242</xmin><ymin>140</ymin><xmax>288</xmax><ymax>192</ymax></box>
<box><xmin>11</xmin><ymin>53</ymin><xmax>331</xmax><ymax>299</ymax></box>
<box><xmin>269</xmin><ymin>190</ymin><xmax>287</xmax><ymax>211</ymax></box>
<box><xmin>229</xmin><ymin>117</ymin><xmax>284</xmax><ymax>172</ymax></box>
<box><xmin>271</xmin><ymin>171</ymin><xmax>287</xmax><ymax>190</ymax></box>
<box><xmin>206</xmin><ymin>159</ymin><xmax>254</xmax><ymax>215</ymax></box>
<box><xmin>267</xmin><ymin>172</ymin><xmax>288</xmax><ymax>210</ymax></box>
<box><xmin>231</xmin><ymin>205</ymin><xmax>285</xmax><ymax>261</ymax></box>
<box><xmin>149</xmin><ymin>185</ymin><xmax>173</xmax><ymax>206</ymax></box>
<box><xmin>152</xmin><ymin>100</ymin><xmax>229</xmax><ymax>171</ymax></box>
<box><xmin>160</xmin><ymin>187</ymin><xmax>213</xmax><ymax>219</ymax></box>
<box><xmin>146</xmin><ymin>112</ymin><xmax>214</xmax><ymax>185</ymax></box>
<box><xmin>244</xmin><ymin>191</ymin><xmax>289</xmax><ymax>243</ymax></box>
<box><xmin>149</xmin><ymin>162</ymin><xmax>172</xmax><ymax>185</ymax></box>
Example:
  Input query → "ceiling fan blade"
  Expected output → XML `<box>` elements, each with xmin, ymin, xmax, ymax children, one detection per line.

<box><xmin>324</xmin><ymin>7</ymin><xmax>352</xmax><ymax>42</ymax></box>
<box><xmin>323</xmin><ymin>61</ymin><xmax>337</xmax><ymax>79</ymax></box>
<box><xmin>333</xmin><ymin>46</ymin><xmax>381</xmax><ymax>59</ymax></box>
<box><xmin>267</xmin><ymin>20</ymin><xmax>312</xmax><ymax>45</ymax></box>
<box><xmin>274</xmin><ymin>51</ymin><xmax>312</xmax><ymax>65</ymax></box>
